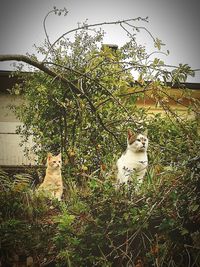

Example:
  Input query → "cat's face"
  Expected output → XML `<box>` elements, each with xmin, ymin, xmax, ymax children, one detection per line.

<box><xmin>127</xmin><ymin>129</ymin><xmax>148</xmax><ymax>152</ymax></box>
<box><xmin>47</xmin><ymin>153</ymin><xmax>62</xmax><ymax>169</ymax></box>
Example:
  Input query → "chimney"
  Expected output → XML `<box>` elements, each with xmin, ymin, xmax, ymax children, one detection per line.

<box><xmin>101</xmin><ymin>44</ymin><xmax>118</xmax><ymax>52</ymax></box>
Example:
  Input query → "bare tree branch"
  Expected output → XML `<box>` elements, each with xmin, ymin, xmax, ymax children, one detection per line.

<box><xmin>43</xmin><ymin>10</ymin><xmax>55</xmax><ymax>47</ymax></box>
<box><xmin>44</xmin><ymin>17</ymin><xmax>149</xmax><ymax>60</ymax></box>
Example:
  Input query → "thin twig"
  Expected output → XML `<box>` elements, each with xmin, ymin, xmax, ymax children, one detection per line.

<box><xmin>44</xmin><ymin>17</ymin><xmax>149</xmax><ymax>59</ymax></box>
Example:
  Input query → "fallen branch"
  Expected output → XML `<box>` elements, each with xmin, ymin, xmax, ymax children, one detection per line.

<box><xmin>0</xmin><ymin>54</ymin><xmax>123</xmax><ymax>147</ymax></box>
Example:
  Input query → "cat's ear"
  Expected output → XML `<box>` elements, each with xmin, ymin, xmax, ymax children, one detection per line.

<box><xmin>47</xmin><ymin>152</ymin><xmax>53</xmax><ymax>161</ymax></box>
<box><xmin>57</xmin><ymin>153</ymin><xmax>61</xmax><ymax>158</ymax></box>
<box><xmin>143</xmin><ymin>129</ymin><xmax>148</xmax><ymax>136</ymax></box>
<box><xmin>127</xmin><ymin>129</ymin><xmax>136</xmax><ymax>145</ymax></box>
<box><xmin>127</xmin><ymin>129</ymin><xmax>134</xmax><ymax>140</ymax></box>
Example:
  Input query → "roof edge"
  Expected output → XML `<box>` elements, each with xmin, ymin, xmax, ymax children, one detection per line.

<box><xmin>1</xmin><ymin>70</ymin><xmax>200</xmax><ymax>90</ymax></box>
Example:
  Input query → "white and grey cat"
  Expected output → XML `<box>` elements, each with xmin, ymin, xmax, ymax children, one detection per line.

<box><xmin>116</xmin><ymin>129</ymin><xmax>148</xmax><ymax>186</ymax></box>
<box><xmin>37</xmin><ymin>153</ymin><xmax>63</xmax><ymax>201</ymax></box>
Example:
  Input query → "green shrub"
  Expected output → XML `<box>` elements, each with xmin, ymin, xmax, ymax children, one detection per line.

<box><xmin>1</xmin><ymin>116</ymin><xmax>199</xmax><ymax>266</ymax></box>
<box><xmin>1</xmin><ymin>9</ymin><xmax>199</xmax><ymax>266</ymax></box>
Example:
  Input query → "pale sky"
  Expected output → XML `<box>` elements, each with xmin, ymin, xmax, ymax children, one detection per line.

<box><xmin>0</xmin><ymin>0</ymin><xmax>200</xmax><ymax>82</ymax></box>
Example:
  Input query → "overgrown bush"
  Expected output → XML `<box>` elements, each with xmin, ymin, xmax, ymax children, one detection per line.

<box><xmin>1</xmin><ymin>116</ymin><xmax>200</xmax><ymax>266</ymax></box>
<box><xmin>9</xmin><ymin>10</ymin><xmax>197</xmax><ymax>177</ymax></box>
<box><xmin>1</xmin><ymin>7</ymin><xmax>200</xmax><ymax>266</ymax></box>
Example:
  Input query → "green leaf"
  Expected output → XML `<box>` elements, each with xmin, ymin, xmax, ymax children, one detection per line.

<box><xmin>181</xmin><ymin>228</ymin><xmax>189</xmax><ymax>236</ymax></box>
<box><xmin>191</xmin><ymin>204</ymin><xmax>199</xmax><ymax>212</ymax></box>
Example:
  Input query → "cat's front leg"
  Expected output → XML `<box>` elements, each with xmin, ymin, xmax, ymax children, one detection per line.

<box><xmin>117</xmin><ymin>166</ymin><xmax>131</xmax><ymax>185</ymax></box>
<box><xmin>54</xmin><ymin>190</ymin><xmax>63</xmax><ymax>201</ymax></box>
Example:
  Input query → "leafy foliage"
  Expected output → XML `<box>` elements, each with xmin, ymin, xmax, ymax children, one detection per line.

<box><xmin>11</xmin><ymin>29</ymin><xmax>150</xmax><ymax>176</ymax></box>
<box><xmin>1</xmin><ymin>7</ymin><xmax>200</xmax><ymax>267</ymax></box>
<box><xmin>0</xmin><ymin>118</ymin><xmax>200</xmax><ymax>266</ymax></box>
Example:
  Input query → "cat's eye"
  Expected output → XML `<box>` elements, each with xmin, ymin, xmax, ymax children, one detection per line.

<box><xmin>144</xmin><ymin>138</ymin><xmax>146</xmax><ymax>141</ymax></box>
<box><xmin>136</xmin><ymin>139</ymin><xmax>141</xmax><ymax>142</ymax></box>
<box><xmin>53</xmin><ymin>161</ymin><xmax>56</xmax><ymax>163</ymax></box>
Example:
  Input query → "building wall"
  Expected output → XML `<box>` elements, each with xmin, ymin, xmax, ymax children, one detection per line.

<box><xmin>135</xmin><ymin>88</ymin><xmax>200</xmax><ymax>118</ymax></box>
<box><xmin>0</xmin><ymin>93</ymin><xmax>36</xmax><ymax>166</ymax></box>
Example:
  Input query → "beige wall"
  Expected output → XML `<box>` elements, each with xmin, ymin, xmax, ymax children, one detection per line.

<box><xmin>134</xmin><ymin>88</ymin><xmax>200</xmax><ymax>118</ymax></box>
<box><xmin>0</xmin><ymin>94</ymin><xmax>22</xmax><ymax>122</ymax></box>
<box><xmin>0</xmin><ymin>93</ymin><xmax>36</xmax><ymax>166</ymax></box>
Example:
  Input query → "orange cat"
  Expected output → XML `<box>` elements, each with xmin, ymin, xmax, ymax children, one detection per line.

<box><xmin>37</xmin><ymin>153</ymin><xmax>63</xmax><ymax>201</ymax></box>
